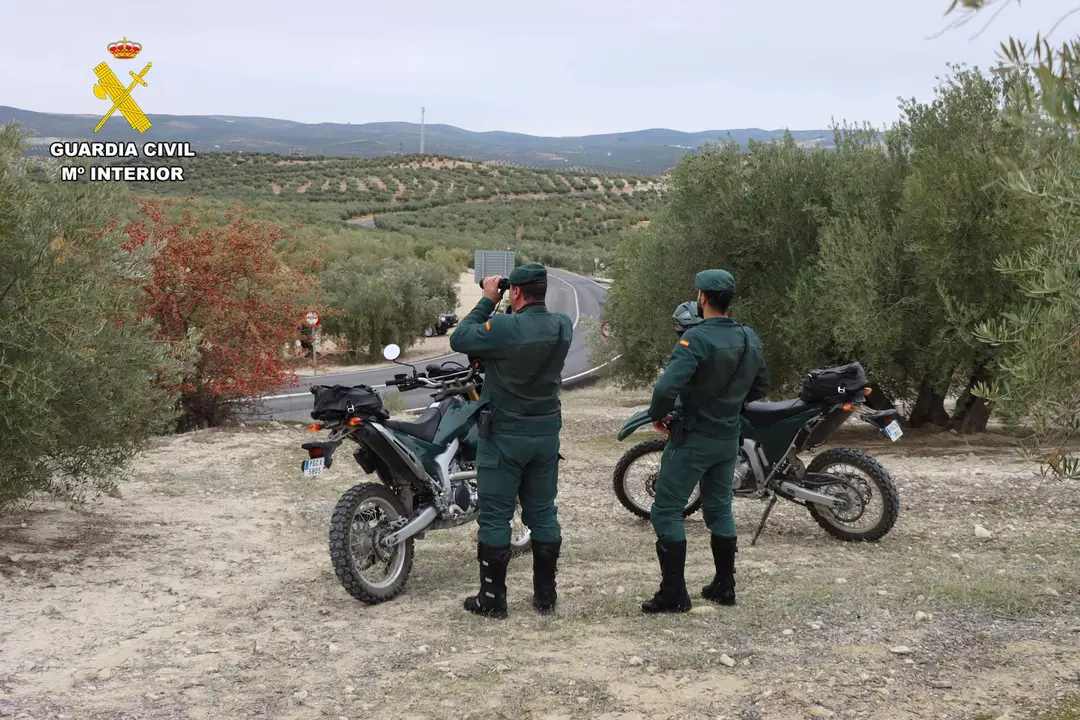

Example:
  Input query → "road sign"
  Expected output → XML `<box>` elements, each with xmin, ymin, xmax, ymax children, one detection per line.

<box><xmin>305</xmin><ymin>311</ymin><xmax>320</xmax><ymax>326</ymax></box>
<box><xmin>600</xmin><ymin>321</ymin><xmax>612</xmax><ymax>339</ymax></box>
<box><xmin>474</xmin><ymin>250</ymin><xmax>515</xmax><ymax>283</ymax></box>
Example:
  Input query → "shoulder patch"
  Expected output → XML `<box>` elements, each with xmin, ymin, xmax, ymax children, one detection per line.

<box><xmin>679</xmin><ymin>339</ymin><xmax>690</xmax><ymax>347</ymax></box>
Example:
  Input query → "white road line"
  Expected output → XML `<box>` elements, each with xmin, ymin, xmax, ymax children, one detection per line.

<box><xmin>550</xmin><ymin>272</ymin><xmax>580</xmax><ymax>329</ymax></box>
<box><xmin>563</xmin><ymin>354</ymin><xmax>621</xmax><ymax>382</ymax></box>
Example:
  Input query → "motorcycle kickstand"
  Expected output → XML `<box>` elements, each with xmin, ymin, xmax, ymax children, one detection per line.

<box><xmin>750</xmin><ymin>495</ymin><xmax>778</xmax><ymax>547</ymax></box>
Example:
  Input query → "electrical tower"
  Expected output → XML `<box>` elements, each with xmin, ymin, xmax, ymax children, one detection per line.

<box><xmin>420</xmin><ymin>107</ymin><xmax>426</xmax><ymax>154</ymax></box>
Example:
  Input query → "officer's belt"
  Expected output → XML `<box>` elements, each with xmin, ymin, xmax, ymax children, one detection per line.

<box><xmin>488</xmin><ymin>416</ymin><xmax>561</xmax><ymax>435</ymax></box>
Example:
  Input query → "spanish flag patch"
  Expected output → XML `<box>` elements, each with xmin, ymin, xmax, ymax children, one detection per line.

<box><xmin>485</xmin><ymin>321</ymin><xmax>491</xmax><ymax>331</ymax></box>
<box><xmin>679</xmin><ymin>339</ymin><xmax>690</xmax><ymax>347</ymax></box>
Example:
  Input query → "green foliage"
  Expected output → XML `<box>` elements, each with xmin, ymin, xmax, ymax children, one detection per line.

<box><xmin>941</xmin><ymin>0</ymin><xmax>1080</xmax><ymax>477</ymax></box>
<box><xmin>319</xmin><ymin>255</ymin><xmax>458</xmax><ymax>359</ymax></box>
<box><xmin>783</xmin><ymin>123</ymin><xmax>910</xmax><ymax>396</ymax></box>
<box><xmin>602</xmin><ymin>133</ymin><xmax>833</xmax><ymax>389</ymax></box>
<box><xmin>0</xmin><ymin>126</ymin><xmax>182</xmax><ymax>510</ymax></box>
<box><xmin>970</xmin><ymin>127</ymin><xmax>1080</xmax><ymax>479</ymax></box>
<box><xmin>785</xmin><ymin>67</ymin><xmax>1038</xmax><ymax>431</ymax></box>
<box><xmin>603</xmin><ymin>65</ymin><xmax>1053</xmax><ymax>438</ymax></box>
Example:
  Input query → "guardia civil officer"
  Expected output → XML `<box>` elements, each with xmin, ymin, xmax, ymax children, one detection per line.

<box><xmin>641</xmin><ymin>269</ymin><xmax>770</xmax><ymax>614</ymax></box>
<box><xmin>449</xmin><ymin>263</ymin><xmax>574</xmax><ymax>619</ymax></box>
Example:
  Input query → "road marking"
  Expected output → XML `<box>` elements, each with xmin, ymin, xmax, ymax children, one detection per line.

<box><xmin>563</xmin><ymin>354</ymin><xmax>621</xmax><ymax>382</ymax></box>
<box><xmin>550</xmin><ymin>272</ymin><xmax>580</xmax><ymax>330</ymax></box>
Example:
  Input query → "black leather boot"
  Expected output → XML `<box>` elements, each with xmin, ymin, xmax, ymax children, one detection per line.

<box><xmin>641</xmin><ymin>539</ymin><xmax>692</xmax><ymax>614</ymax></box>
<box><xmin>531</xmin><ymin>538</ymin><xmax>561</xmax><ymax>614</ymax></box>
<box><xmin>701</xmin><ymin>534</ymin><xmax>737</xmax><ymax>605</ymax></box>
<box><xmin>463</xmin><ymin>543</ymin><xmax>511</xmax><ymax>619</ymax></box>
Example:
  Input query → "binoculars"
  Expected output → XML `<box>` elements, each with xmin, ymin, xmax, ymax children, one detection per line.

<box><xmin>479</xmin><ymin>277</ymin><xmax>511</xmax><ymax>292</ymax></box>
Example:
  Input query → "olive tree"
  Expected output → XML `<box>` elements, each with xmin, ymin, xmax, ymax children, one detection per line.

<box><xmin>941</xmin><ymin>0</ymin><xmax>1080</xmax><ymax>476</ymax></box>
<box><xmin>0</xmin><ymin>126</ymin><xmax>184</xmax><ymax>510</ymax></box>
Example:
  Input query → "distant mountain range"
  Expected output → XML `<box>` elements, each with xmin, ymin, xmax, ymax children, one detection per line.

<box><xmin>0</xmin><ymin>105</ymin><xmax>834</xmax><ymax>174</ymax></box>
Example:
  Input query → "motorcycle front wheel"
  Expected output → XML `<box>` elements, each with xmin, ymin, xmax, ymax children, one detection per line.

<box><xmin>329</xmin><ymin>483</ymin><xmax>414</xmax><ymax>604</ymax></box>
<box><xmin>612</xmin><ymin>438</ymin><xmax>702</xmax><ymax>520</ymax></box>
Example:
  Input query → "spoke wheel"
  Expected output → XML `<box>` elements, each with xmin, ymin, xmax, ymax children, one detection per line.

<box><xmin>612</xmin><ymin>439</ymin><xmax>701</xmax><ymax>520</ymax></box>
<box><xmin>329</xmin><ymin>483</ymin><xmax>414</xmax><ymax>603</ymax></box>
<box><xmin>805</xmin><ymin>448</ymin><xmax>900</xmax><ymax>542</ymax></box>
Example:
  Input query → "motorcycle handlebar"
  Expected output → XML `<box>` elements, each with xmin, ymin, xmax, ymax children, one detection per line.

<box><xmin>384</xmin><ymin>365</ymin><xmax>476</xmax><ymax>392</ymax></box>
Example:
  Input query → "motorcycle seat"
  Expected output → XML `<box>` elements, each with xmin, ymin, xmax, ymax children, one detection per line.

<box><xmin>384</xmin><ymin>402</ymin><xmax>446</xmax><ymax>443</ymax></box>
<box><xmin>741</xmin><ymin>398</ymin><xmax>813</xmax><ymax>427</ymax></box>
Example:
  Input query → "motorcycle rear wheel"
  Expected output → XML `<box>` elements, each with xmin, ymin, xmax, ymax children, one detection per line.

<box><xmin>329</xmin><ymin>482</ymin><xmax>414</xmax><ymax>604</ymax></box>
<box><xmin>612</xmin><ymin>438</ymin><xmax>702</xmax><ymax>520</ymax></box>
<box><xmin>805</xmin><ymin>447</ymin><xmax>900</xmax><ymax>542</ymax></box>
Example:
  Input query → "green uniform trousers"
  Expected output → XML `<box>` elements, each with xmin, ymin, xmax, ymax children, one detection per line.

<box><xmin>475</xmin><ymin>432</ymin><xmax>561</xmax><ymax>546</ymax></box>
<box><xmin>650</xmin><ymin>432</ymin><xmax>740</xmax><ymax>542</ymax></box>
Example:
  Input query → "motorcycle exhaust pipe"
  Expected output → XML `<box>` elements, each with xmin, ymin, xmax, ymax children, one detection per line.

<box><xmin>380</xmin><ymin>505</ymin><xmax>438</xmax><ymax>548</ymax></box>
<box><xmin>777</xmin><ymin>481</ymin><xmax>845</xmax><ymax>509</ymax></box>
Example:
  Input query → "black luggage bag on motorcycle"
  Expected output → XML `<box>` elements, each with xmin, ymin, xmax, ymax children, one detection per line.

<box><xmin>799</xmin><ymin>362</ymin><xmax>868</xmax><ymax>404</ymax></box>
<box><xmin>310</xmin><ymin>384</ymin><xmax>390</xmax><ymax>422</ymax></box>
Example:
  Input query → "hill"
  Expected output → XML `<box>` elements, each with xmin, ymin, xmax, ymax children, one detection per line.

<box><xmin>125</xmin><ymin>152</ymin><xmax>665</xmax><ymax>274</ymax></box>
<box><xmin>0</xmin><ymin>105</ymin><xmax>834</xmax><ymax>174</ymax></box>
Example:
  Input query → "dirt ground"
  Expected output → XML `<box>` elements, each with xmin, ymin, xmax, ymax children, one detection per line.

<box><xmin>1</xmin><ymin>386</ymin><xmax>1078</xmax><ymax>720</ymax></box>
<box><xmin>291</xmin><ymin>272</ymin><xmax>483</xmax><ymax>378</ymax></box>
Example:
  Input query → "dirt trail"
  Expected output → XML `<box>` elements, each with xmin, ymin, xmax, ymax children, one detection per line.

<box><xmin>1</xmin><ymin>387</ymin><xmax>1078</xmax><ymax>719</ymax></box>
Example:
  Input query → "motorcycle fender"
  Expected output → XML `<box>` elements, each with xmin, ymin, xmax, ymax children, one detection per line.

<box><xmin>302</xmin><ymin>440</ymin><xmax>340</xmax><ymax>469</ymax></box>
<box><xmin>617</xmin><ymin>409</ymin><xmax>655</xmax><ymax>442</ymax></box>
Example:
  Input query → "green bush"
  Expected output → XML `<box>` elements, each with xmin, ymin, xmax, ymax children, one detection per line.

<box><xmin>0</xmin><ymin>126</ymin><xmax>184</xmax><ymax>510</ymax></box>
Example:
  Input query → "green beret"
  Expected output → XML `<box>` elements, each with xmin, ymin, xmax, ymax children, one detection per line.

<box><xmin>508</xmin><ymin>263</ymin><xmax>547</xmax><ymax>285</ymax></box>
<box><xmin>695</xmin><ymin>269</ymin><xmax>735</xmax><ymax>294</ymax></box>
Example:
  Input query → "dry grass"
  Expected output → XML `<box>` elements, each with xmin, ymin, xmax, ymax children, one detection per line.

<box><xmin>0</xmin><ymin>385</ymin><xmax>1077</xmax><ymax>719</ymax></box>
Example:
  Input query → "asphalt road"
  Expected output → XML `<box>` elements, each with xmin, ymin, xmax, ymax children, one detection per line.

<box><xmin>257</xmin><ymin>268</ymin><xmax>610</xmax><ymax>421</ymax></box>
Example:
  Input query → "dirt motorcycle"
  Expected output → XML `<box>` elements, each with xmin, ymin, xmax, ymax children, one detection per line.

<box><xmin>613</xmin><ymin>301</ymin><xmax>903</xmax><ymax>545</ymax></box>
<box><xmin>300</xmin><ymin>344</ymin><xmax>530</xmax><ymax>604</ymax></box>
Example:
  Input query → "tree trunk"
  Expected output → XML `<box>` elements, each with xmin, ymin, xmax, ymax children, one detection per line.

<box><xmin>908</xmin><ymin>376</ymin><xmax>951</xmax><ymax>429</ymax></box>
<box><xmin>949</xmin><ymin>362</ymin><xmax>992</xmax><ymax>434</ymax></box>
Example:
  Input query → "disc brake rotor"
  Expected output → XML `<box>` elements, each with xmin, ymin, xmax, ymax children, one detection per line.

<box><xmin>373</xmin><ymin>518</ymin><xmax>407</xmax><ymax>562</ymax></box>
<box><xmin>822</xmin><ymin>481</ymin><xmax>865</xmax><ymax>523</ymax></box>
<box><xmin>351</xmin><ymin>509</ymin><xmax>404</xmax><ymax>569</ymax></box>
<box><xmin>645</xmin><ymin>471</ymin><xmax>659</xmax><ymax>498</ymax></box>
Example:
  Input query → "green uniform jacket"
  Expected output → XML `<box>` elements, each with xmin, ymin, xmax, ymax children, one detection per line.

<box><xmin>449</xmin><ymin>297</ymin><xmax>574</xmax><ymax>435</ymax></box>
<box><xmin>647</xmin><ymin>317</ymin><xmax>770</xmax><ymax>439</ymax></box>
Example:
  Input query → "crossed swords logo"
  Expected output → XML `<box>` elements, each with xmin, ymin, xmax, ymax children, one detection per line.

<box><xmin>92</xmin><ymin>60</ymin><xmax>153</xmax><ymax>133</ymax></box>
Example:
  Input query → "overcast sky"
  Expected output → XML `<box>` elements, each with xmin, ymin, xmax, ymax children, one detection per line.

<box><xmin>1</xmin><ymin>0</ymin><xmax>1073</xmax><ymax>136</ymax></box>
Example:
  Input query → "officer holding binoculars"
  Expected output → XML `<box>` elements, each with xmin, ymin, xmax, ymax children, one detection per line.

<box><xmin>449</xmin><ymin>264</ymin><xmax>574</xmax><ymax>619</ymax></box>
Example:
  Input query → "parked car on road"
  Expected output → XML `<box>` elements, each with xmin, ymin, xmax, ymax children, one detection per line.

<box><xmin>424</xmin><ymin>313</ymin><xmax>458</xmax><ymax>337</ymax></box>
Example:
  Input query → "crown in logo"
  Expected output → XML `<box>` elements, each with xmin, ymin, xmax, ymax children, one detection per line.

<box><xmin>107</xmin><ymin>37</ymin><xmax>142</xmax><ymax>60</ymax></box>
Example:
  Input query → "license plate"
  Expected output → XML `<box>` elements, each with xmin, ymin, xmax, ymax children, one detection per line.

<box><xmin>302</xmin><ymin>457</ymin><xmax>325</xmax><ymax>477</ymax></box>
<box><xmin>884</xmin><ymin>420</ymin><xmax>903</xmax><ymax>442</ymax></box>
